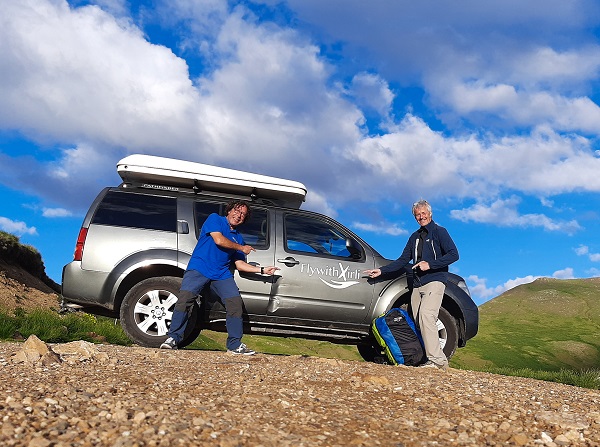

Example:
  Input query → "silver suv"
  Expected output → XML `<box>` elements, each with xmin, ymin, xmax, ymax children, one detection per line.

<box><xmin>61</xmin><ymin>155</ymin><xmax>478</xmax><ymax>361</ymax></box>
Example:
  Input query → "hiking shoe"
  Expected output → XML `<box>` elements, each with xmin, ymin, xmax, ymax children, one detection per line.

<box><xmin>419</xmin><ymin>360</ymin><xmax>447</xmax><ymax>371</ymax></box>
<box><xmin>160</xmin><ymin>337</ymin><xmax>178</xmax><ymax>349</ymax></box>
<box><xmin>228</xmin><ymin>343</ymin><xmax>255</xmax><ymax>355</ymax></box>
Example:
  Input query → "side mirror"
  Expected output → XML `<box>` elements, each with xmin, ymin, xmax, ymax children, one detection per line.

<box><xmin>346</xmin><ymin>238</ymin><xmax>363</xmax><ymax>259</ymax></box>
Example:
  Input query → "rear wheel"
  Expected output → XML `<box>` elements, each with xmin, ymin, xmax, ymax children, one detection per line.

<box><xmin>120</xmin><ymin>276</ymin><xmax>200</xmax><ymax>348</ymax></box>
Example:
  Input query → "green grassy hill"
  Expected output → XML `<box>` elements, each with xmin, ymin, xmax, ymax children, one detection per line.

<box><xmin>451</xmin><ymin>277</ymin><xmax>600</xmax><ymax>371</ymax></box>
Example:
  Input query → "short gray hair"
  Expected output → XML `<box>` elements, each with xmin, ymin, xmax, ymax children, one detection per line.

<box><xmin>412</xmin><ymin>200</ymin><xmax>432</xmax><ymax>216</ymax></box>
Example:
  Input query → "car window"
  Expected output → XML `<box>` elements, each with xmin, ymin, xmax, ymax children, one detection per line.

<box><xmin>284</xmin><ymin>213</ymin><xmax>363</xmax><ymax>260</ymax></box>
<box><xmin>238</xmin><ymin>208</ymin><xmax>269</xmax><ymax>249</ymax></box>
<box><xmin>194</xmin><ymin>202</ymin><xmax>222</xmax><ymax>237</ymax></box>
<box><xmin>92</xmin><ymin>191</ymin><xmax>177</xmax><ymax>232</ymax></box>
<box><xmin>194</xmin><ymin>202</ymin><xmax>269</xmax><ymax>250</ymax></box>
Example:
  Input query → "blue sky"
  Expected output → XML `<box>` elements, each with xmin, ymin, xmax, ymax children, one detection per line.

<box><xmin>2</xmin><ymin>0</ymin><xmax>600</xmax><ymax>305</ymax></box>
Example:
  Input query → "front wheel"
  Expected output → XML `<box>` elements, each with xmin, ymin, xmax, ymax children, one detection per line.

<box><xmin>436</xmin><ymin>307</ymin><xmax>458</xmax><ymax>359</ymax></box>
<box><xmin>120</xmin><ymin>276</ymin><xmax>200</xmax><ymax>348</ymax></box>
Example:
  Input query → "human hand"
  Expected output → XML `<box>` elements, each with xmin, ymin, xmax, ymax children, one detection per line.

<box><xmin>412</xmin><ymin>261</ymin><xmax>430</xmax><ymax>271</ymax></box>
<box><xmin>364</xmin><ymin>269</ymin><xmax>381</xmax><ymax>278</ymax></box>
<box><xmin>240</xmin><ymin>244</ymin><xmax>256</xmax><ymax>255</ymax></box>
<box><xmin>261</xmin><ymin>266</ymin><xmax>280</xmax><ymax>275</ymax></box>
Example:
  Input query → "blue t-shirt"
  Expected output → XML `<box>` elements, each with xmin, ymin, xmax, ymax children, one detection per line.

<box><xmin>187</xmin><ymin>213</ymin><xmax>246</xmax><ymax>280</ymax></box>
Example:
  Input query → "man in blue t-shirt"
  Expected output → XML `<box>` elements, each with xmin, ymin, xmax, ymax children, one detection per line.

<box><xmin>160</xmin><ymin>200</ymin><xmax>279</xmax><ymax>354</ymax></box>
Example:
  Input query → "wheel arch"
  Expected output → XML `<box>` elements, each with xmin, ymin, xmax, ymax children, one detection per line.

<box><xmin>102</xmin><ymin>249</ymin><xmax>186</xmax><ymax>312</ymax></box>
<box><xmin>372</xmin><ymin>276</ymin><xmax>410</xmax><ymax>317</ymax></box>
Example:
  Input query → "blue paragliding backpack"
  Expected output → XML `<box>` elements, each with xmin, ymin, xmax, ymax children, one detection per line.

<box><xmin>371</xmin><ymin>308</ymin><xmax>426</xmax><ymax>366</ymax></box>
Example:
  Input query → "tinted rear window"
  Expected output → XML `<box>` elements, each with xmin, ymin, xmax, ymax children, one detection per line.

<box><xmin>92</xmin><ymin>191</ymin><xmax>177</xmax><ymax>232</ymax></box>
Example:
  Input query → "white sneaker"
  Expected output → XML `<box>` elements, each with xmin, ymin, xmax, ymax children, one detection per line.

<box><xmin>160</xmin><ymin>337</ymin><xmax>178</xmax><ymax>349</ymax></box>
<box><xmin>227</xmin><ymin>343</ymin><xmax>255</xmax><ymax>355</ymax></box>
<box><xmin>419</xmin><ymin>360</ymin><xmax>447</xmax><ymax>371</ymax></box>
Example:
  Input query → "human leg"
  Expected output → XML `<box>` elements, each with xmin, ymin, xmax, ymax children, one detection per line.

<box><xmin>210</xmin><ymin>278</ymin><xmax>250</xmax><ymax>352</ymax></box>
<box><xmin>415</xmin><ymin>281</ymin><xmax>447</xmax><ymax>367</ymax></box>
<box><xmin>164</xmin><ymin>270</ymin><xmax>208</xmax><ymax>345</ymax></box>
<box><xmin>223</xmin><ymin>295</ymin><xmax>244</xmax><ymax>351</ymax></box>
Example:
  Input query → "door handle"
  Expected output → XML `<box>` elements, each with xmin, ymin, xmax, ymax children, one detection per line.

<box><xmin>177</xmin><ymin>220</ymin><xmax>189</xmax><ymax>234</ymax></box>
<box><xmin>277</xmin><ymin>257</ymin><xmax>300</xmax><ymax>266</ymax></box>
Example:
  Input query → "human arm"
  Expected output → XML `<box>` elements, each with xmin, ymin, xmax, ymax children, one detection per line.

<box><xmin>234</xmin><ymin>259</ymin><xmax>280</xmax><ymax>275</ymax></box>
<box><xmin>379</xmin><ymin>237</ymin><xmax>414</xmax><ymax>275</ymax></box>
<box><xmin>426</xmin><ymin>226</ymin><xmax>459</xmax><ymax>270</ymax></box>
<box><xmin>364</xmin><ymin>237</ymin><xmax>413</xmax><ymax>278</ymax></box>
<box><xmin>210</xmin><ymin>232</ymin><xmax>255</xmax><ymax>255</ymax></box>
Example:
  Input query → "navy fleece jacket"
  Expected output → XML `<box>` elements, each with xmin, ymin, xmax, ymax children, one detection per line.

<box><xmin>379</xmin><ymin>220</ymin><xmax>459</xmax><ymax>285</ymax></box>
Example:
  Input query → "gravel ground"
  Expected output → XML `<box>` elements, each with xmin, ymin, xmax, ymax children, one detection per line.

<box><xmin>1</xmin><ymin>341</ymin><xmax>599</xmax><ymax>447</ymax></box>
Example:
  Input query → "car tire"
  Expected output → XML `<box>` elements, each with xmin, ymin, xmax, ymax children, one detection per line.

<box><xmin>437</xmin><ymin>306</ymin><xmax>458</xmax><ymax>359</ymax></box>
<box><xmin>120</xmin><ymin>276</ymin><xmax>200</xmax><ymax>348</ymax></box>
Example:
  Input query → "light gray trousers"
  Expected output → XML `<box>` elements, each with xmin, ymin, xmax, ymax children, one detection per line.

<box><xmin>411</xmin><ymin>280</ymin><xmax>448</xmax><ymax>367</ymax></box>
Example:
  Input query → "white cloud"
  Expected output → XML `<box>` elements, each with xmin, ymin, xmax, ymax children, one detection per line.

<box><xmin>586</xmin><ymin>267</ymin><xmax>600</xmax><ymax>277</ymax></box>
<box><xmin>509</xmin><ymin>46</ymin><xmax>600</xmax><ymax>88</ymax></box>
<box><xmin>304</xmin><ymin>190</ymin><xmax>338</xmax><ymax>218</ymax></box>
<box><xmin>154</xmin><ymin>0</ymin><xmax>229</xmax><ymax>53</ymax></box>
<box><xmin>348</xmin><ymin>114</ymin><xmax>470</xmax><ymax>201</ymax></box>
<box><xmin>442</xmin><ymin>82</ymin><xmax>600</xmax><ymax>133</ymax></box>
<box><xmin>450</xmin><ymin>197</ymin><xmax>581</xmax><ymax>234</ymax></box>
<box><xmin>0</xmin><ymin>217</ymin><xmax>38</xmax><ymax>236</ymax></box>
<box><xmin>552</xmin><ymin>267</ymin><xmax>575</xmax><ymax>279</ymax></box>
<box><xmin>349</xmin><ymin>116</ymin><xmax>600</xmax><ymax>205</ymax></box>
<box><xmin>286</xmin><ymin>1</ymin><xmax>600</xmax><ymax>131</ymax></box>
<box><xmin>575</xmin><ymin>244</ymin><xmax>600</xmax><ymax>261</ymax></box>
<box><xmin>76</xmin><ymin>0</ymin><xmax>129</xmax><ymax>17</ymax></box>
<box><xmin>0</xmin><ymin>0</ymin><xmax>362</xmax><ymax>211</ymax></box>
<box><xmin>2</xmin><ymin>0</ymin><xmax>600</xmax><ymax>223</ymax></box>
<box><xmin>351</xmin><ymin>221</ymin><xmax>407</xmax><ymax>237</ymax></box>
<box><xmin>347</xmin><ymin>72</ymin><xmax>394</xmax><ymax>120</ymax></box>
<box><xmin>42</xmin><ymin>207</ymin><xmax>73</xmax><ymax>218</ymax></box>
<box><xmin>0</xmin><ymin>0</ymin><xmax>200</xmax><ymax>150</ymax></box>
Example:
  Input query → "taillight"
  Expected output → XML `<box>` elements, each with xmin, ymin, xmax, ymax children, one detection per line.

<box><xmin>73</xmin><ymin>228</ymin><xmax>88</xmax><ymax>261</ymax></box>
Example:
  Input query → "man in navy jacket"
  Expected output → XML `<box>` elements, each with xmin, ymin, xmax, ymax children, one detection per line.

<box><xmin>365</xmin><ymin>200</ymin><xmax>459</xmax><ymax>370</ymax></box>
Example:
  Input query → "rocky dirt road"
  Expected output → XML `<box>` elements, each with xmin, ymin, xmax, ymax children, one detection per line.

<box><xmin>1</xmin><ymin>341</ymin><xmax>599</xmax><ymax>447</ymax></box>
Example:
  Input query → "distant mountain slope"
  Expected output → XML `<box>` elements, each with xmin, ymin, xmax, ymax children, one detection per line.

<box><xmin>451</xmin><ymin>277</ymin><xmax>600</xmax><ymax>371</ymax></box>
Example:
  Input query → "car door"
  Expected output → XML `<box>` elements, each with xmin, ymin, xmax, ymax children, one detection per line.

<box><xmin>234</xmin><ymin>205</ymin><xmax>276</xmax><ymax>315</ymax></box>
<box><xmin>268</xmin><ymin>210</ymin><xmax>375</xmax><ymax>323</ymax></box>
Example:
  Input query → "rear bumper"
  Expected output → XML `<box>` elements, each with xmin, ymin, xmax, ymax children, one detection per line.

<box><xmin>61</xmin><ymin>262</ymin><xmax>114</xmax><ymax>310</ymax></box>
<box><xmin>462</xmin><ymin>305</ymin><xmax>479</xmax><ymax>341</ymax></box>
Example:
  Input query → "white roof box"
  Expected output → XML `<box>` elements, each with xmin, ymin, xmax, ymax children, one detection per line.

<box><xmin>117</xmin><ymin>154</ymin><xmax>307</xmax><ymax>208</ymax></box>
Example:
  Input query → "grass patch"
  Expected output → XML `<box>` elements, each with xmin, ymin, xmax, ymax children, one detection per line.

<box><xmin>0</xmin><ymin>307</ymin><xmax>131</xmax><ymax>345</ymax></box>
<box><xmin>185</xmin><ymin>330</ymin><xmax>363</xmax><ymax>361</ymax></box>
<box><xmin>452</xmin><ymin>365</ymin><xmax>600</xmax><ymax>390</ymax></box>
